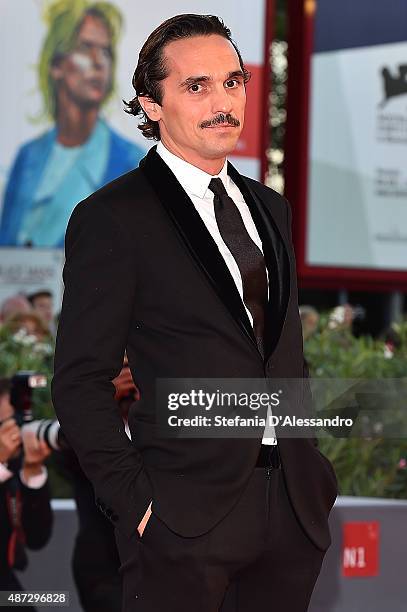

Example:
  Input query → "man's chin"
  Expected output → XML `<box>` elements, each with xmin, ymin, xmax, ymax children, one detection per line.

<box><xmin>203</xmin><ymin>138</ymin><xmax>241</xmax><ymax>159</ymax></box>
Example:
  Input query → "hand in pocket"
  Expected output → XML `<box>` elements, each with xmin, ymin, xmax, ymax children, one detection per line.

<box><xmin>137</xmin><ymin>501</ymin><xmax>152</xmax><ymax>537</ymax></box>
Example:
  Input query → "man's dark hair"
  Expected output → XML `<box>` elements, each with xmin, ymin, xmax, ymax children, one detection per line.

<box><xmin>26</xmin><ymin>290</ymin><xmax>53</xmax><ymax>306</ymax></box>
<box><xmin>124</xmin><ymin>14</ymin><xmax>251</xmax><ymax>141</ymax></box>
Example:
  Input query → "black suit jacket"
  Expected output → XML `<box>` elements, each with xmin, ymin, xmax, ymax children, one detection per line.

<box><xmin>51</xmin><ymin>146</ymin><xmax>338</xmax><ymax>551</ymax></box>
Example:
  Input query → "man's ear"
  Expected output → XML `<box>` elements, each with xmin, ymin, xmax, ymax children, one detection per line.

<box><xmin>138</xmin><ymin>96</ymin><xmax>162</xmax><ymax>121</ymax></box>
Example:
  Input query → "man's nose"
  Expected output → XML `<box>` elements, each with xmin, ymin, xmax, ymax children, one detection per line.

<box><xmin>210</xmin><ymin>85</ymin><xmax>233</xmax><ymax>115</ymax></box>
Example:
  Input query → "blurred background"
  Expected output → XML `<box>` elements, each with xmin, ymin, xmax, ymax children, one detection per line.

<box><xmin>0</xmin><ymin>1</ymin><xmax>407</xmax><ymax>610</ymax></box>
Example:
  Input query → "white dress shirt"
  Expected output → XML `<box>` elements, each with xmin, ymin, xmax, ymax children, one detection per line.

<box><xmin>156</xmin><ymin>142</ymin><xmax>276</xmax><ymax>445</ymax></box>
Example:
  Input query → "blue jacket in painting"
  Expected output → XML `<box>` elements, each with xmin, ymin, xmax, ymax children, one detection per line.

<box><xmin>0</xmin><ymin>118</ymin><xmax>145</xmax><ymax>248</ymax></box>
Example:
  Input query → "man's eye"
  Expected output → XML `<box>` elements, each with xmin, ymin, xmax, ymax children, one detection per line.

<box><xmin>188</xmin><ymin>83</ymin><xmax>203</xmax><ymax>93</ymax></box>
<box><xmin>226</xmin><ymin>79</ymin><xmax>239</xmax><ymax>88</ymax></box>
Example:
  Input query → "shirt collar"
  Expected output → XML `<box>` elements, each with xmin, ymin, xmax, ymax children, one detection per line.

<box><xmin>156</xmin><ymin>141</ymin><xmax>229</xmax><ymax>199</ymax></box>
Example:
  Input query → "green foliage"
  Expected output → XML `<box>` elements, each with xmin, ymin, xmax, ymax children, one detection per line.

<box><xmin>0</xmin><ymin>326</ymin><xmax>55</xmax><ymax>419</ymax></box>
<box><xmin>305</xmin><ymin>316</ymin><xmax>407</xmax><ymax>499</ymax></box>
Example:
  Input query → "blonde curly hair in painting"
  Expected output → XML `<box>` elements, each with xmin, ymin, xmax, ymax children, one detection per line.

<box><xmin>37</xmin><ymin>0</ymin><xmax>122</xmax><ymax>121</ymax></box>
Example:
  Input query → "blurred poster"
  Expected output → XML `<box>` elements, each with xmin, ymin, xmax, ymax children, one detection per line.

<box><xmin>306</xmin><ymin>0</ymin><xmax>407</xmax><ymax>271</ymax></box>
<box><xmin>0</xmin><ymin>248</ymin><xmax>65</xmax><ymax>307</ymax></box>
<box><xmin>0</xmin><ymin>0</ymin><xmax>268</xmax><ymax>251</ymax></box>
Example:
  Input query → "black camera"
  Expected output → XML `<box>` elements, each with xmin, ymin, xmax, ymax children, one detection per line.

<box><xmin>10</xmin><ymin>371</ymin><xmax>68</xmax><ymax>450</ymax></box>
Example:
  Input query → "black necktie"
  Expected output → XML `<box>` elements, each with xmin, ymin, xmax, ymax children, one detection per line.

<box><xmin>208</xmin><ymin>177</ymin><xmax>268</xmax><ymax>357</ymax></box>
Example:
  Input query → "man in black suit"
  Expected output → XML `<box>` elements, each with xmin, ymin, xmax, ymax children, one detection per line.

<box><xmin>52</xmin><ymin>14</ymin><xmax>338</xmax><ymax>611</ymax></box>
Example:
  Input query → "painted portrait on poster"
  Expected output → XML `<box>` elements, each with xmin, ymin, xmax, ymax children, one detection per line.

<box><xmin>0</xmin><ymin>0</ymin><xmax>145</xmax><ymax>248</ymax></box>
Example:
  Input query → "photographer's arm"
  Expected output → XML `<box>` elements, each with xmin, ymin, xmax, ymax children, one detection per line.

<box><xmin>20</xmin><ymin>478</ymin><xmax>53</xmax><ymax>550</ymax></box>
<box><xmin>51</xmin><ymin>199</ymin><xmax>152</xmax><ymax>539</ymax></box>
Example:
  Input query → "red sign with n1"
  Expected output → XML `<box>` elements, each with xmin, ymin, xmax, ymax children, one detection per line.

<box><xmin>342</xmin><ymin>521</ymin><xmax>380</xmax><ymax>577</ymax></box>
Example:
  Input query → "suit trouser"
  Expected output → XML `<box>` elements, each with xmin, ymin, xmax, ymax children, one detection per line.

<box><xmin>114</xmin><ymin>465</ymin><xmax>327</xmax><ymax>612</ymax></box>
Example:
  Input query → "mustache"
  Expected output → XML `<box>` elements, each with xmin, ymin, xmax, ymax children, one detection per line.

<box><xmin>200</xmin><ymin>113</ymin><xmax>240</xmax><ymax>129</ymax></box>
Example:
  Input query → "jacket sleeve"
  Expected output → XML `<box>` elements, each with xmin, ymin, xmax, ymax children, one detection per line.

<box><xmin>51</xmin><ymin>198</ymin><xmax>153</xmax><ymax>539</ymax></box>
